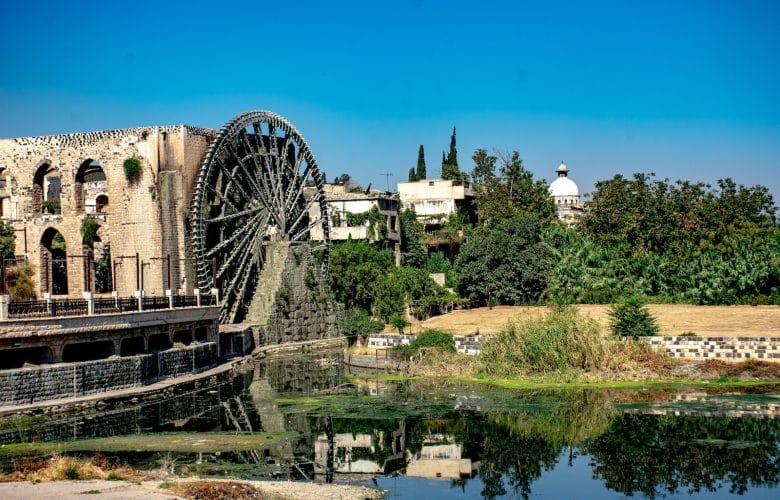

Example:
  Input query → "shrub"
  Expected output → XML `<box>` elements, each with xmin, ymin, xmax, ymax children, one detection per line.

<box><xmin>123</xmin><ymin>156</ymin><xmax>142</xmax><ymax>183</ymax></box>
<box><xmin>478</xmin><ymin>306</ymin><xmax>605</xmax><ymax>376</ymax></box>
<box><xmin>390</xmin><ymin>312</ymin><xmax>409</xmax><ymax>333</ymax></box>
<box><xmin>609</xmin><ymin>296</ymin><xmax>659</xmax><ymax>339</ymax></box>
<box><xmin>6</xmin><ymin>265</ymin><xmax>36</xmax><ymax>300</ymax></box>
<box><xmin>394</xmin><ymin>328</ymin><xmax>457</xmax><ymax>359</ymax></box>
<box><xmin>408</xmin><ymin>329</ymin><xmax>456</xmax><ymax>353</ymax></box>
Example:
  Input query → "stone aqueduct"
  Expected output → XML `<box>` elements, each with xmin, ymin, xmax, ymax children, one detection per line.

<box><xmin>0</xmin><ymin>111</ymin><xmax>334</xmax><ymax>327</ymax></box>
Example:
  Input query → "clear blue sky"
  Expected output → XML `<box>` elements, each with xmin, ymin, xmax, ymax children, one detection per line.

<box><xmin>1</xmin><ymin>0</ymin><xmax>778</xmax><ymax>200</ymax></box>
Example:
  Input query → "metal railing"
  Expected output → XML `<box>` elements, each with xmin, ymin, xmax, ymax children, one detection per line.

<box><xmin>50</xmin><ymin>299</ymin><xmax>88</xmax><ymax>317</ymax></box>
<box><xmin>7</xmin><ymin>300</ymin><xmax>50</xmax><ymax>318</ymax></box>
<box><xmin>5</xmin><ymin>292</ymin><xmax>218</xmax><ymax>320</ymax></box>
<box><xmin>173</xmin><ymin>295</ymin><xmax>198</xmax><ymax>308</ymax></box>
<box><xmin>142</xmin><ymin>296</ymin><xmax>170</xmax><ymax>311</ymax></box>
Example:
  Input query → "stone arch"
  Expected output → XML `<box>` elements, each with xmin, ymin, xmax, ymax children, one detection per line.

<box><xmin>74</xmin><ymin>159</ymin><xmax>107</xmax><ymax>213</ymax></box>
<box><xmin>40</xmin><ymin>227</ymin><xmax>68</xmax><ymax>295</ymax></box>
<box><xmin>32</xmin><ymin>160</ymin><xmax>60</xmax><ymax>216</ymax></box>
<box><xmin>95</xmin><ymin>194</ymin><xmax>109</xmax><ymax>213</ymax></box>
<box><xmin>88</xmin><ymin>230</ymin><xmax>112</xmax><ymax>294</ymax></box>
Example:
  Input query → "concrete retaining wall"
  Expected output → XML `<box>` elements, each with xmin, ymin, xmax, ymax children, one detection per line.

<box><xmin>0</xmin><ymin>342</ymin><xmax>218</xmax><ymax>406</ymax></box>
<box><xmin>367</xmin><ymin>334</ymin><xmax>480</xmax><ymax>355</ymax></box>
<box><xmin>645</xmin><ymin>336</ymin><xmax>780</xmax><ymax>360</ymax></box>
<box><xmin>366</xmin><ymin>334</ymin><xmax>780</xmax><ymax>361</ymax></box>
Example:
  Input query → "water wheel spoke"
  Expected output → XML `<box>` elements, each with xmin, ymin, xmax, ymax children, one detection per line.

<box><xmin>203</xmin><ymin>182</ymin><xmax>243</xmax><ymax>214</ymax></box>
<box><xmin>287</xmin><ymin>191</ymin><xmax>322</xmax><ymax>236</ymax></box>
<box><xmin>216</xmin><ymin>212</ymin><xmax>269</xmax><ymax>280</ymax></box>
<box><xmin>290</xmin><ymin>217</ymin><xmax>323</xmax><ymax>242</ymax></box>
<box><xmin>283</xmin><ymin>159</ymin><xmax>310</xmax><ymax>215</ymax></box>
<box><xmin>205</xmin><ymin>210</ymin><xmax>264</xmax><ymax>258</ymax></box>
<box><xmin>205</xmin><ymin>205</ymin><xmax>262</xmax><ymax>224</ymax></box>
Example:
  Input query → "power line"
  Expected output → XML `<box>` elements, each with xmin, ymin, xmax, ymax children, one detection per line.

<box><xmin>380</xmin><ymin>172</ymin><xmax>393</xmax><ymax>192</ymax></box>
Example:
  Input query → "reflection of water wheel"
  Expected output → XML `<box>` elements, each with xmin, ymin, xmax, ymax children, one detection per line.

<box><xmin>191</xmin><ymin>111</ymin><xmax>329</xmax><ymax>323</ymax></box>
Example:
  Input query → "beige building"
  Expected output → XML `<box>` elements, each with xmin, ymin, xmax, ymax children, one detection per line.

<box><xmin>0</xmin><ymin>125</ymin><xmax>217</xmax><ymax>298</ymax></box>
<box><xmin>397</xmin><ymin>179</ymin><xmax>474</xmax><ymax>227</ymax></box>
<box><xmin>307</xmin><ymin>183</ymin><xmax>400</xmax><ymax>261</ymax></box>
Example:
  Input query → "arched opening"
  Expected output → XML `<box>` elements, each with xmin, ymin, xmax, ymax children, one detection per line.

<box><xmin>40</xmin><ymin>228</ymin><xmax>68</xmax><ymax>295</ymax></box>
<box><xmin>62</xmin><ymin>341</ymin><xmax>114</xmax><ymax>362</ymax></box>
<box><xmin>91</xmin><ymin>237</ymin><xmax>112</xmax><ymax>294</ymax></box>
<box><xmin>120</xmin><ymin>337</ymin><xmax>146</xmax><ymax>356</ymax></box>
<box><xmin>74</xmin><ymin>160</ymin><xmax>107</xmax><ymax>213</ymax></box>
<box><xmin>0</xmin><ymin>346</ymin><xmax>53</xmax><ymax>368</ymax></box>
<box><xmin>32</xmin><ymin>162</ymin><xmax>61</xmax><ymax>216</ymax></box>
<box><xmin>95</xmin><ymin>194</ymin><xmax>109</xmax><ymax>213</ymax></box>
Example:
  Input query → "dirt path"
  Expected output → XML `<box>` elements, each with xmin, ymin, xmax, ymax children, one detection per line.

<box><xmin>413</xmin><ymin>304</ymin><xmax>780</xmax><ymax>337</ymax></box>
<box><xmin>0</xmin><ymin>479</ymin><xmax>382</xmax><ymax>499</ymax></box>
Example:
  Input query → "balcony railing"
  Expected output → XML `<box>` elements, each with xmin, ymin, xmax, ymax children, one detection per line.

<box><xmin>3</xmin><ymin>291</ymin><xmax>219</xmax><ymax>320</ymax></box>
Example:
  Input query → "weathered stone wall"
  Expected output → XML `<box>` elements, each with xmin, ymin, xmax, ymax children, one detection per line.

<box><xmin>0</xmin><ymin>126</ymin><xmax>216</xmax><ymax>297</ymax></box>
<box><xmin>0</xmin><ymin>342</ymin><xmax>218</xmax><ymax>406</ymax></box>
<box><xmin>259</xmin><ymin>244</ymin><xmax>342</xmax><ymax>345</ymax></box>
<box><xmin>0</xmin><ymin>305</ymin><xmax>220</xmax><ymax>363</ymax></box>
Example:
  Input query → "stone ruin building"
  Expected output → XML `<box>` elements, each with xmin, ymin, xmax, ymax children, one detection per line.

<box><xmin>0</xmin><ymin>125</ymin><xmax>217</xmax><ymax>297</ymax></box>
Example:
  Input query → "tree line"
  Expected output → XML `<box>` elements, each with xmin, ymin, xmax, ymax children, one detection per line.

<box><xmin>332</xmin><ymin>129</ymin><xmax>778</xmax><ymax>330</ymax></box>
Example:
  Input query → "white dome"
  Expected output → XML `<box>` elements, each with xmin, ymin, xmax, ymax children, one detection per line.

<box><xmin>549</xmin><ymin>176</ymin><xmax>579</xmax><ymax>197</ymax></box>
<box><xmin>556</xmin><ymin>162</ymin><xmax>568</xmax><ymax>173</ymax></box>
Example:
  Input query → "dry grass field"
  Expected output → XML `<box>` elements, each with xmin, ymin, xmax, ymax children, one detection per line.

<box><xmin>412</xmin><ymin>304</ymin><xmax>780</xmax><ymax>337</ymax></box>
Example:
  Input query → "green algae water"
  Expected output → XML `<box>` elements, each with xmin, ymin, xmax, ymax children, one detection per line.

<box><xmin>1</xmin><ymin>349</ymin><xmax>778</xmax><ymax>499</ymax></box>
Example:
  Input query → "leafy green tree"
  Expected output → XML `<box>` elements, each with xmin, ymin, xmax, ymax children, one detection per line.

<box><xmin>609</xmin><ymin>296</ymin><xmax>659</xmax><ymax>338</ymax></box>
<box><xmin>455</xmin><ymin>216</ymin><xmax>554</xmax><ymax>305</ymax></box>
<box><xmin>416</xmin><ymin>144</ymin><xmax>426</xmax><ymax>180</ymax></box>
<box><xmin>582</xmin><ymin>173</ymin><xmax>776</xmax><ymax>255</ymax></box>
<box><xmin>372</xmin><ymin>265</ymin><xmax>452</xmax><ymax>321</ymax></box>
<box><xmin>372</xmin><ymin>273</ymin><xmax>405</xmax><ymax>321</ymax></box>
<box><xmin>407</xmin><ymin>167</ymin><xmax>417</xmax><ymax>182</ymax></box>
<box><xmin>424</xmin><ymin>251</ymin><xmax>452</xmax><ymax>274</ymax></box>
<box><xmin>340</xmin><ymin>308</ymin><xmax>384</xmax><ymax>337</ymax></box>
<box><xmin>390</xmin><ymin>312</ymin><xmax>409</xmax><ymax>333</ymax></box>
<box><xmin>328</xmin><ymin>240</ymin><xmax>393</xmax><ymax>311</ymax></box>
<box><xmin>471</xmin><ymin>148</ymin><xmax>496</xmax><ymax>184</ymax></box>
<box><xmin>474</xmin><ymin>150</ymin><xmax>556</xmax><ymax>227</ymax></box>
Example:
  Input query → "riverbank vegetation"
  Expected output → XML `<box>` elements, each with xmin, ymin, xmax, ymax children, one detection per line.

<box><xmin>395</xmin><ymin>305</ymin><xmax>780</xmax><ymax>383</ymax></box>
<box><xmin>330</xmin><ymin>136</ymin><xmax>778</xmax><ymax>339</ymax></box>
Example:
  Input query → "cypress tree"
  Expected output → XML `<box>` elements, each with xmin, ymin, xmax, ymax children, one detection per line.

<box><xmin>441</xmin><ymin>127</ymin><xmax>461</xmax><ymax>180</ymax></box>
<box><xmin>447</xmin><ymin>127</ymin><xmax>458</xmax><ymax>167</ymax></box>
<box><xmin>416</xmin><ymin>145</ymin><xmax>426</xmax><ymax>180</ymax></box>
<box><xmin>408</xmin><ymin>167</ymin><xmax>417</xmax><ymax>182</ymax></box>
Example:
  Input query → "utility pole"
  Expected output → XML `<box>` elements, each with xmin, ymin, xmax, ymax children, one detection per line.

<box><xmin>380</xmin><ymin>173</ymin><xmax>393</xmax><ymax>192</ymax></box>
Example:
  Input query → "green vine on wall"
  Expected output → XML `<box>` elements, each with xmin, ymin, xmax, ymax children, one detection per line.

<box><xmin>122</xmin><ymin>156</ymin><xmax>142</xmax><ymax>183</ymax></box>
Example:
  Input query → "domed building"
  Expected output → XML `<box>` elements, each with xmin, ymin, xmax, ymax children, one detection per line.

<box><xmin>549</xmin><ymin>162</ymin><xmax>584</xmax><ymax>222</ymax></box>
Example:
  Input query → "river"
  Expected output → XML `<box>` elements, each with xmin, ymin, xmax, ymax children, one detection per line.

<box><xmin>1</xmin><ymin>348</ymin><xmax>779</xmax><ymax>499</ymax></box>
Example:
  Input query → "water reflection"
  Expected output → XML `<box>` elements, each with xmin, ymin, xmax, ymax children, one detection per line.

<box><xmin>1</xmin><ymin>350</ymin><xmax>778</xmax><ymax>499</ymax></box>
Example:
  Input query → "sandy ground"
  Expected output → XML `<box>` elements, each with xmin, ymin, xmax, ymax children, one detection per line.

<box><xmin>0</xmin><ymin>479</ymin><xmax>383</xmax><ymax>499</ymax></box>
<box><xmin>411</xmin><ymin>304</ymin><xmax>780</xmax><ymax>337</ymax></box>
